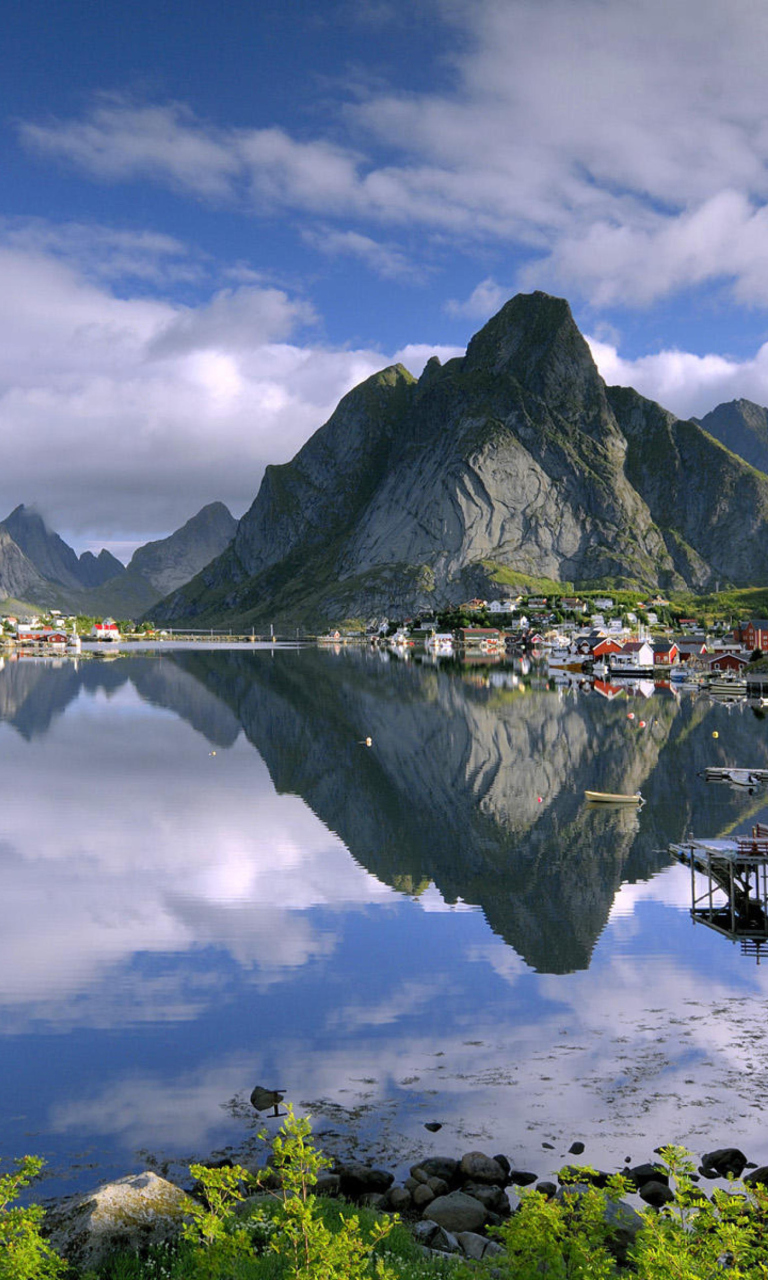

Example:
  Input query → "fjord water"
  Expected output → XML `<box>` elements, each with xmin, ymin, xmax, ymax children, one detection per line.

<box><xmin>3</xmin><ymin>647</ymin><xmax>768</xmax><ymax>1197</ymax></box>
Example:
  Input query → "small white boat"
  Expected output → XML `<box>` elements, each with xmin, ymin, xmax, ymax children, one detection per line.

<box><xmin>585</xmin><ymin>790</ymin><xmax>644</xmax><ymax>804</ymax></box>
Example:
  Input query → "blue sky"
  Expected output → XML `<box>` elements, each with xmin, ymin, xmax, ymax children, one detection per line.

<box><xmin>6</xmin><ymin>0</ymin><xmax>768</xmax><ymax>556</ymax></box>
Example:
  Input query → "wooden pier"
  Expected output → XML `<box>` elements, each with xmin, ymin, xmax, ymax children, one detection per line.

<box><xmin>672</xmin><ymin>833</ymin><xmax>768</xmax><ymax>960</ymax></box>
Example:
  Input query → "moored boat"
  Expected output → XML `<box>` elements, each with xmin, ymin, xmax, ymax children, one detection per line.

<box><xmin>585</xmin><ymin>789</ymin><xmax>644</xmax><ymax>804</ymax></box>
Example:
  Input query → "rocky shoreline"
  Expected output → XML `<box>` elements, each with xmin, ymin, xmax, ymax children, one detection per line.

<box><xmin>41</xmin><ymin>1135</ymin><xmax>768</xmax><ymax>1272</ymax></box>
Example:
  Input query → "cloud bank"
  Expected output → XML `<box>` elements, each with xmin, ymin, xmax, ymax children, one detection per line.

<box><xmin>20</xmin><ymin>0</ymin><xmax>768</xmax><ymax>308</ymax></box>
<box><xmin>0</xmin><ymin>228</ymin><xmax>461</xmax><ymax>549</ymax></box>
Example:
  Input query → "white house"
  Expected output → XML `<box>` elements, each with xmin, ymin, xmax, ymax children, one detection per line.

<box><xmin>610</xmin><ymin>640</ymin><xmax>654</xmax><ymax>671</ymax></box>
<box><xmin>91</xmin><ymin>618</ymin><xmax>121</xmax><ymax>642</ymax></box>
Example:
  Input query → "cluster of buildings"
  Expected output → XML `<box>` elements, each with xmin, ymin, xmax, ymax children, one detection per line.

<box><xmin>382</xmin><ymin>594</ymin><xmax>768</xmax><ymax>677</ymax></box>
<box><xmin>0</xmin><ymin>613</ymin><xmax>122</xmax><ymax>650</ymax></box>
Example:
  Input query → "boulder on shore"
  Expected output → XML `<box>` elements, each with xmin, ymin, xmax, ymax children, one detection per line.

<box><xmin>335</xmin><ymin>1161</ymin><xmax>394</xmax><ymax>1199</ymax></box>
<box><xmin>43</xmin><ymin>1172</ymin><xmax>195</xmax><ymax>1272</ymax></box>
<box><xmin>459</xmin><ymin>1151</ymin><xmax>507</xmax><ymax>1184</ymax></box>
<box><xmin>701</xmin><ymin>1148</ymin><xmax>747</xmax><ymax>1179</ymax></box>
<box><xmin>424</xmin><ymin>1190</ymin><xmax>487</xmax><ymax>1233</ymax></box>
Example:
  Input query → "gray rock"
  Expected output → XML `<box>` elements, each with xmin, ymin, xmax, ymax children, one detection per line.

<box><xmin>410</xmin><ymin>1166</ymin><xmax>430</xmax><ymax>1185</ymax></box>
<box><xmin>457</xmin><ymin>1231</ymin><xmax>489</xmax><ymax>1260</ymax></box>
<box><xmin>569</xmin><ymin>1141</ymin><xmax>585</xmax><ymax>1155</ymax></box>
<box><xmin>459</xmin><ymin>1151</ymin><xmax>506</xmax><ymax>1184</ymax></box>
<box><xmin>404</xmin><ymin>1176</ymin><xmax>420</xmax><ymax>1192</ymax></box>
<box><xmin>701</xmin><ymin>1148</ymin><xmax>747</xmax><ymax>1179</ymax></box>
<box><xmin>431</xmin><ymin>1226</ymin><xmax>460</xmax><ymax>1254</ymax></box>
<box><xmin>639</xmin><ymin>1180</ymin><xmax>675</xmax><ymax>1208</ymax></box>
<box><xmin>414</xmin><ymin>1157</ymin><xmax>459</xmax><ymax>1184</ymax></box>
<box><xmin>536</xmin><ymin>1181</ymin><xmax>557</xmax><ymax>1198</ymax></box>
<box><xmin>507</xmin><ymin>1168</ymin><xmax>538</xmax><ymax>1187</ymax></box>
<box><xmin>413</xmin><ymin>1184</ymin><xmax>435</xmax><ymax>1208</ymax></box>
<box><xmin>427</xmin><ymin>1176</ymin><xmax>449</xmax><ymax>1196</ymax></box>
<box><xmin>359</xmin><ymin>1192</ymin><xmax>385</xmax><ymax>1210</ymax></box>
<box><xmin>627</xmin><ymin>1163</ymin><xmax>668</xmax><ymax>1190</ymax></box>
<box><xmin>43</xmin><ymin>1172</ymin><xmax>195</xmax><ymax>1271</ymax></box>
<box><xmin>336</xmin><ymin>1162</ymin><xmax>394</xmax><ymax>1198</ymax></box>
<box><xmin>314</xmin><ymin>1173</ymin><xmax>341</xmax><ymax>1197</ymax></box>
<box><xmin>483</xmin><ymin>1240</ymin><xmax>505</xmax><ymax>1258</ymax></box>
<box><xmin>413</xmin><ymin>1219</ymin><xmax>439</xmax><ymax>1246</ymax></box>
<box><xmin>425</xmin><ymin>1190</ymin><xmax>487</xmax><ymax>1233</ymax></box>
<box><xmin>387</xmin><ymin>1186</ymin><xmax>412</xmax><ymax>1212</ymax></box>
<box><xmin>462</xmin><ymin>1180</ymin><xmax>510</xmax><ymax>1214</ymax></box>
<box><xmin>745</xmin><ymin>1166</ymin><xmax>768</xmax><ymax>1188</ymax></box>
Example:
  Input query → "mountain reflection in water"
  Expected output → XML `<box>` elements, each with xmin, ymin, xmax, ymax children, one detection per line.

<box><xmin>3</xmin><ymin>648</ymin><xmax>768</xmax><ymax>1195</ymax></box>
<box><xmin>2</xmin><ymin>648</ymin><xmax>767</xmax><ymax>974</ymax></box>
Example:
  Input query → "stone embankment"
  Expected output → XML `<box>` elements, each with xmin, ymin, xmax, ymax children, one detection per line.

<box><xmin>43</xmin><ymin>1141</ymin><xmax>768</xmax><ymax>1271</ymax></box>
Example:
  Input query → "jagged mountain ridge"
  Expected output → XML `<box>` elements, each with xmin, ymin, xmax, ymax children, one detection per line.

<box><xmin>0</xmin><ymin>502</ymin><xmax>237</xmax><ymax>616</ymax></box>
<box><xmin>152</xmin><ymin>292</ymin><xmax>768</xmax><ymax>628</ymax></box>
<box><xmin>0</xmin><ymin>505</ymin><xmax>123</xmax><ymax>591</ymax></box>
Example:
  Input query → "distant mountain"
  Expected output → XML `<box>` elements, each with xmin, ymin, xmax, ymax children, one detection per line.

<box><xmin>696</xmin><ymin>399</ymin><xmax>768</xmax><ymax>475</ymax></box>
<box><xmin>151</xmin><ymin>292</ymin><xmax>768</xmax><ymax>629</ymax></box>
<box><xmin>0</xmin><ymin>527</ymin><xmax>60</xmax><ymax>607</ymax></box>
<box><xmin>76</xmin><ymin>548</ymin><xmax>126</xmax><ymax>589</ymax></box>
<box><xmin>128</xmin><ymin>501</ymin><xmax>237</xmax><ymax>596</ymax></box>
<box><xmin>0</xmin><ymin>502</ymin><xmax>237</xmax><ymax>618</ymax></box>
<box><xmin>0</xmin><ymin>505</ymin><xmax>124</xmax><ymax>592</ymax></box>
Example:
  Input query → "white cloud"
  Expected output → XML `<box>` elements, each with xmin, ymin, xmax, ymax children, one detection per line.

<box><xmin>20</xmin><ymin>2</ymin><xmax>768</xmax><ymax>306</ymax></box>
<box><xmin>0</xmin><ymin>230</ymin><xmax>451</xmax><ymax>544</ymax></box>
<box><xmin>301</xmin><ymin>227</ymin><xmax>418</xmax><ymax>281</ymax></box>
<box><xmin>445</xmin><ymin>277</ymin><xmax>510</xmax><ymax>320</ymax></box>
<box><xmin>587</xmin><ymin>333</ymin><xmax>768</xmax><ymax>420</ymax></box>
<box><xmin>0</xmin><ymin>680</ymin><xmax>397</xmax><ymax>1022</ymax></box>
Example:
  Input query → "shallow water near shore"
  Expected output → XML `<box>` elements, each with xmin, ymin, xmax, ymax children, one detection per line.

<box><xmin>2</xmin><ymin>645</ymin><xmax>768</xmax><ymax>1200</ymax></box>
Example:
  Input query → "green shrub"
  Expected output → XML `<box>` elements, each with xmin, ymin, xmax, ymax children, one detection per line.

<box><xmin>180</xmin><ymin>1105</ymin><xmax>396</xmax><ymax>1280</ymax></box>
<box><xmin>266</xmin><ymin>1107</ymin><xmax>396</xmax><ymax>1280</ymax></box>
<box><xmin>492</xmin><ymin>1168</ymin><xmax>631</xmax><ymax>1280</ymax></box>
<box><xmin>0</xmin><ymin>1156</ymin><xmax>66</xmax><ymax>1280</ymax></box>
<box><xmin>629</xmin><ymin>1145</ymin><xmax>768</xmax><ymax>1279</ymax></box>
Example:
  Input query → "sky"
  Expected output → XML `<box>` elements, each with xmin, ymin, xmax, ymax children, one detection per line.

<box><xmin>7</xmin><ymin>0</ymin><xmax>768</xmax><ymax>558</ymax></box>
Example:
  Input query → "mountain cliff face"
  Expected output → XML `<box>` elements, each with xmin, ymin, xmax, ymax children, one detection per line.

<box><xmin>151</xmin><ymin>292</ymin><xmax>768</xmax><ymax>627</ymax></box>
<box><xmin>128</xmin><ymin>501</ymin><xmax>237</xmax><ymax>596</ymax></box>
<box><xmin>697</xmin><ymin>398</ymin><xmax>768</xmax><ymax>474</ymax></box>
<box><xmin>0</xmin><ymin>528</ymin><xmax>59</xmax><ymax>605</ymax></box>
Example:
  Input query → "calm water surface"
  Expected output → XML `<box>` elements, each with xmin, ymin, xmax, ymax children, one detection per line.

<box><xmin>3</xmin><ymin>645</ymin><xmax>768</xmax><ymax>1197</ymax></box>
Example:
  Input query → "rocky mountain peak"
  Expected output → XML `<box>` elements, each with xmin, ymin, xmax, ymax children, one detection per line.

<box><xmin>129</xmin><ymin>502</ymin><xmax>238</xmax><ymax>597</ymax></box>
<box><xmin>698</xmin><ymin>397</ymin><xmax>768</xmax><ymax>475</ymax></box>
<box><xmin>462</xmin><ymin>291</ymin><xmax>604</xmax><ymax>418</ymax></box>
<box><xmin>1</xmin><ymin>503</ymin><xmax>86</xmax><ymax>590</ymax></box>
